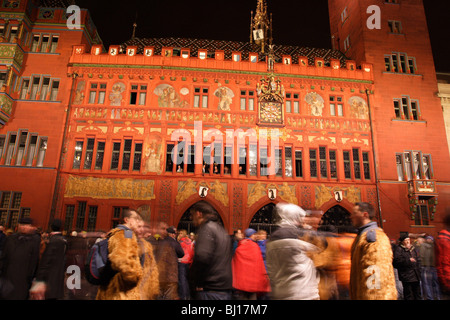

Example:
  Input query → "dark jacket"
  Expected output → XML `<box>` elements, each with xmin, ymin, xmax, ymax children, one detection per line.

<box><xmin>35</xmin><ymin>233</ymin><xmax>67</xmax><ymax>299</ymax></box>
<box><xmin>148</xmin><ymin>235</ymin><xmax>183</xmax><ymax>284</ymax></box>
<box><xmin>0</xmin><ymin>231</ymin><xmax>6</xmax><ymax>253</ymax></box>
<box><xmin>189</xmin><ymin>220</ymin><xmax>232</xmax><ymax>292</ymax></box>
<box><xmin>165</xmin><ymin>236</ymin><xmax>185</xmax><ymax>260</ymax></box>
<box><xmin>393</xmin><ymin>244</ymin><xmax>421</xmax><ymax>283</ymax></box>
<box><xmin>0</xmin><ymin>232</ymin><xmax>41</xmax><ymax>300</ymax></box>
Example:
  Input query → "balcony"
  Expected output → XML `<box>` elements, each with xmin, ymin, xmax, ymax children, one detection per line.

<box><xmin>407</xmin><ymin>179</ymin><xmax>437</xmax><ymax>196</ymax></box>
<box><xmin>0</xmin><ymin>43</ymin><xmax>25</xmax><ymax>71</ymax></box>
<box><xmin>0</xmin><ymin>93</ymin><xmax>13</xmax><ymax>128</ymax></box>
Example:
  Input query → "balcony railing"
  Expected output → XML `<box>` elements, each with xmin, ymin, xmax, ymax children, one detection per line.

<box><xmin>407</xmin><ymin>179</ymin><xmax>437</xmax><ymax>196</ymax></box>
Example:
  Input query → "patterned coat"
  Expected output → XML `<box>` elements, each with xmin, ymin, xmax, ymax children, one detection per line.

<box><xmin>349</xmin><ymin>222</ymin><xmax>397</xmax><ymax>300</ymax></box>
<box><xmin>96</xmin><ymin>226</ymin><xmax>159</xmax><ymax>300</ymax></box>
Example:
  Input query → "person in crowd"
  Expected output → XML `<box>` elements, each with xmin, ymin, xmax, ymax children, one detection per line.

<box><xmin>232</xmin><ymin>228</ymin><xmax>270</xmax><ymax>300</ymax></box>
<box><xmin>0</xmin><ymin>217</ymin><xmax>41</xmax><ymax>300</ymax></box>
<box><xmin>165</xmin><ymin>226</ymin><xmax>184</xmax><ymax>299</ymax></box>
<box><xmin>189</xmin><ymin>201</ymin><xmax>232</xmax><ymax>300</ymax></box>
<box><xmin>0</xmin><ymin>225</ymin><xmax>6</xmax><ymax>256</ymax></box>
<box><xmin>29</xmin><ymin>219</ymin><xmax>67</xmax><ymax>300</ymax></box>
<box><xmin>436</xmin><ymin>209</ymin><xmax>450</xmax><ymax>299</ymax></box>
<box><xmin>96</xmin><ymin>209</ymin><xmax>156</xmax><ymax>300</ymax></box>
<box><xmin>231</xmin><ymin>229</ymin><xmax>244</xmax><ymax>255</ymax></box>
<box><xmin>391</xmin><ymin>239</ymin><xmax>404</xmax><ymax>300</ymax></box>
<box><xmin>134</xmin><ymin>218</ymin><xmax>160</xmax><ymax>300</ymax></box>
<box><xmin>315</xmin><ymin>225</ymin><xmax>340</xmax><ymax>300</ymax></box>
<box><xmin>178</xmin><ymin>229</ymin><xmax>194</xmax><ymax>300</ymax></box>
<box><xmin>393</xmin><ymin>233</ymin><xmax>422</xmax><ymax>300</ymax></box>
<box><xmin>147</xmin><ymin>221</ymin><xmax>181</xmax><ymax>300</ymax></box>
<box><xmin>417</xmin><ymin>235</ymin><xmax>440</xmax><ymax>300</ymax></box>
<box><xmin>334</xmin><ymin>225</ymin><xmax>358</xmax><ymax>300</ymax></box>
<box><xmin>38</xmin><ymin>229</ymin><xmax>49</xmax><ymax>259</ymax></box>
<box><xmin>266</xmin><ymin>202</ymin><xmax>322</xmax><ymax>300</ymax></box>
<box><xmin>255</xmin><ymin>230</ymin><xmax>268</xmax><ymax>271</ymax></box>
<box><xmin>349</xmin><ymin>202</ymin><xmax>397</xmax><ymax>300</ymax></box>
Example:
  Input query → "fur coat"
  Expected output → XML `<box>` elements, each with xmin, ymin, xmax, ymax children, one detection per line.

<box><xmin>349</xmin><ymin>222</ymin><xmax>397</xmax><ymax>300</ymax></box>
<box><xmin>96</xmin><ymin>227</ymin><xmax>159</xmax><ymax>300</ymax></box>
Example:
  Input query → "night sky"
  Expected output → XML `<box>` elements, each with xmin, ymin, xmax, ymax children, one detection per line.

<box><xmin>75</xmin><ymin>0</ymin><xmax>450</xmax><ymax>72</ymax></box>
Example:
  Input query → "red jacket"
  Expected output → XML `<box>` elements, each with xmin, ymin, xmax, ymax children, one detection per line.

<box><xmin>179</xmin><ymin>237</ymin><xmax>194</xmax><ymax>265</ymax></box>
<box><xmin>232</xmin><ymin>239</ymin><xmax>270</xmax><ymax>293</ymax></box>
<box><xmin>436</xmin><ymin>229</ymin><xmax>450</xmax><ymax>292</ymax></box>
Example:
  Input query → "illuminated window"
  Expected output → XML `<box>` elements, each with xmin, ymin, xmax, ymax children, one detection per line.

<box><xmin>393</xmin><ymin>96</ymin><xmax>420</xmax><ymax>120</ymax></box>
<box><xmin>240</xmin><ymin>90</ymin><xmax>256</xmax><ymax>111</ymax></box>
<box><xmin>285</xmin><ymin>93</ymin><xmax>300</xmax><ymax>114</ymax></box>
<box><xmin>194</xmin><ymin>87</ymin><xmax>209</xmax><ymax>108</ymax></box>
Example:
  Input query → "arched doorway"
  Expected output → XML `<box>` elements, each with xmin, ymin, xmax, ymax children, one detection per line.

<box><xmin>319</xmin><ymin>205</ymin><xmax>353</xmax><ymax>232</ymax></box>
<box><xmin>249</xmin><ymin>203</ymin><xmax>278</xmax><ymax>234</ymax></box>
<box><xmin>177</xmin><ymin>201</ymin><xmax>224</xmax><ymax>235</ymax></box>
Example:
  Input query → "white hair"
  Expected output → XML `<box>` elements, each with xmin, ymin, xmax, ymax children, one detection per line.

<box><xmin>275</xmin><ymin>202</ymin><xmax>306</xmax><ymax>228</ymax></box>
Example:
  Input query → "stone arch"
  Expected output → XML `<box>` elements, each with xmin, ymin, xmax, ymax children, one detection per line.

<box><xmin>248</xmin><ymin>202</ymin><xmax>278</xmax><ymax>234</ymax></box>
<box><xmin>319</xmin><ymin>198</ymin><xmax>354</xmax><ymax>216</ymax></box>
<box><xmin>318</xmin><ymin>204</ymin><xmax>353</xmax><ymax>232</ymax></box>
<box><xmin>176</xmin><ymin>198</ymin><xmax>226</xmax><ymax>235</ymax></box>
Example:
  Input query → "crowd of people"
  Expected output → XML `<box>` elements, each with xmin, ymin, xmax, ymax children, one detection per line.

<box><xmin>0</xmin><ymin>201</ymin><xmax>449</xmax><ymax>301</ymax></box>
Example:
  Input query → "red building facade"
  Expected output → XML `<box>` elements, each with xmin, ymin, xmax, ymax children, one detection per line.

<box><xmin>0</xmin><ymin>0</ymin><xmax>448</xmax><ymax>238</ymax></box>
<box><xmin>0</xmin><ymin>0</ymin><xmax>102</xmax><ymax>229</ymax></box>
<box><xmin>329</xmin><ymin>0</ymin><xmax>450</xmax><ymax>237</ymax></box>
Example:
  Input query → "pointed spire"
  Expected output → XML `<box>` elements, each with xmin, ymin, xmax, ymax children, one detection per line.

<box><xmin>250</xmin><ymin>0</ymin><xmax>272</xmax><ymax>54</ymax></box>
<box><xmin>132</xmin><ymin>22</ymin><xmax>137</xmax><ymax>39</ymax></box>
<box><xmin>131</xmin><ymin>12</ymin><xmax>138</xmax><ymax>39</ymax></box>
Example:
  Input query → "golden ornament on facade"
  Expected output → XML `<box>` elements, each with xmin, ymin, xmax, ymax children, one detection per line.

<box><xmin>314</xmin><ymin>184</ymin><xmax>362</xmax><ymax>209</ymax></box>
<box><xmin>247</xmin><ymin>182</ymin><xmax>298</xmax><ymax>207</ymax></box>
<box><xmin>175</xmin><ymin>179</ymin><xmax>229</xmax><ymax>207</ymax></box>
<box><xmin>64</xmin><ymin>176</ymin><xmax>155</xmax><ymax>200</ymax></box>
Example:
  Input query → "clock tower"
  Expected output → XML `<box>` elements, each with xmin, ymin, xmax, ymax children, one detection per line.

<box><xmin>251</xmin><ymin>0</ymin><xmax>285</xmax><ymax>127</ymax></box>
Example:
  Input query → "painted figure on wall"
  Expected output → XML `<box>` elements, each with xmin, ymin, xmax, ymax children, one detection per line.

<box><xmin>73</xmin><ymin>80</ymin><xmax>85</xmax><ymax>105</ymax></box>
<box><xmin>142</xmin><ymin>134</ymin><xmax>164</xmax><ymax>175</ymax></box>
<box><xmin>154</xmin><ymin>84</ymin><xmax>187</xmax><ymax>108</ymax></box>
<box><xmin>109</xmin><ymin>82</ymin><xmax>126</xmax><ymax>106</ymax></box>
<box><xmin>349</xmin><ymin>96</ymin><xmax>369</xmax><ymax>119</ymax></box>
<box><xmin>214</xmin><ymin>85</ymin><xmax>234</xmax><ymax>111</ymax></box>
<box><xmin>305</xmin><ymin>92</ymin><xmax>325</xmax><ymax>117</ymax></box>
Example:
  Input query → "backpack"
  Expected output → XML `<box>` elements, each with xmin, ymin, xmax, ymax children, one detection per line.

<box><xmin>85</xmin><ymin>225</ymin><xmax>129</xmax><ymax>286</ymax></box>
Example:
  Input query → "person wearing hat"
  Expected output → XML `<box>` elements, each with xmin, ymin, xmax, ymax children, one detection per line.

<box><xmin>30</xmin><ymin>219</ymin><xmax>67</xmax><ymax>300</ymax></box>
<box><xmin>232</xmin><ymin>228</ymin><xmax>270</xmax><ymax>300</ymax></box>
<box><xmin>393</xmin><ymin>232</ymin><xmax>422</xmax><ymax>300</ymax></box>
<box><xmin>164</xmin><ymin>225</ymin><xmax>184</xmax><ymax>299</ymax></box>
<box><xmin>0</xmin><ymin>217</ymin><xmax>41</xmax><ymax>300</ymax></box>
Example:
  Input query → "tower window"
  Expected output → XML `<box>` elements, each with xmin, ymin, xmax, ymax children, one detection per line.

<box><xmin>343</xmin><ymin>36</ymin><xmax>351</xmax><ymax>52</ymax></box>
<box><xmin>385</xmin><ymin>53</ymin><xmax>417</xmax><ymax>74</ymax></box>
<box><xmin>393</xmin><ymin>96</ymin><xmax>420</xmax><ymax>120</ymax></box>
<box><xmin>388</xmin><ymin>21</ymin><xmax>402</xmax><ymax>34</ymax></box>
<box><xmin>341</xmin><ymin>7</ymin><xmax>348</xmax><ymax>24</ymax></box>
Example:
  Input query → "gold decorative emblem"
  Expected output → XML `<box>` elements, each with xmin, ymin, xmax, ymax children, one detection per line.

<box><xmin>257</xmin><ymin>75</ymin><xmax>285</xmax><ymax>126</ymax></box>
